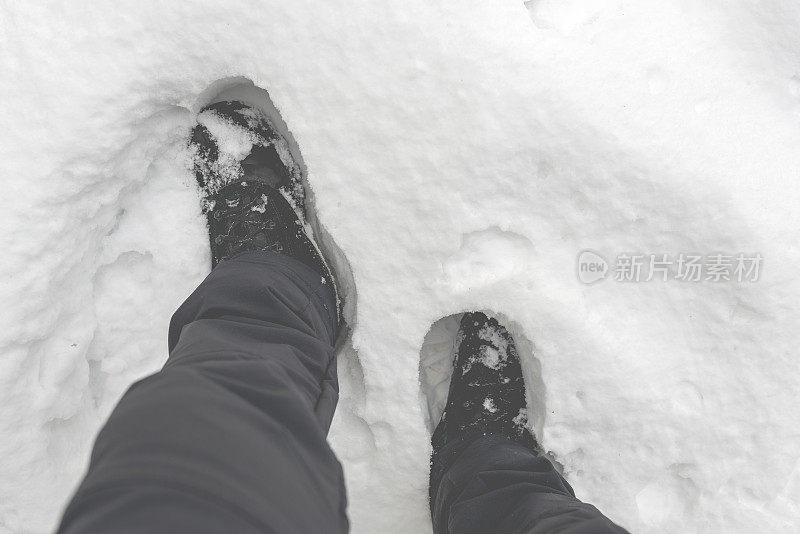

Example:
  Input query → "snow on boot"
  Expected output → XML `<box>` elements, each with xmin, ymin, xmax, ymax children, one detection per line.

<box><xmin>431</xmin><ymin>312</ymin><xmax>538</xmax><ymax>455</ymax></box>
<box><xmin>189</xmin><ymin>100</ymin><xmax>339</xmax><ymax>315</ymax></box>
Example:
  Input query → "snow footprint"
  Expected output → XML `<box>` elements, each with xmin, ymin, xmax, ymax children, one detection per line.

<box><xmin>419</xmin><ymin>312</ymin><xmax>546</xmax><ymax>439</ymax></box>
<box><xmin>442</xmin><ymin>227</ymin><xmax>535</xmax><ymax>292</ymax></box>
<box><xmin>525</xmin><ymin>0</ymin><xmax>623</xmax><ymax>36</ymax></box>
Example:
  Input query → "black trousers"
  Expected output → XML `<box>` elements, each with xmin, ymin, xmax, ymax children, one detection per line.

<box><xmin>58</xmin><ymin>251</ymin><xmax>627</xmax><ymax>534</ymax></box>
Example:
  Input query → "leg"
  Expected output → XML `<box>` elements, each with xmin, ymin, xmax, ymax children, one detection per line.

<box><xmin>429</xmin><ymin>313</ymin><xmax>628</xmax><ymax>534</ymax></box>
<box><xmin>58</xmin><ymin>251</ymin><xmax>348</xmax><ymax>534</ymax></box>
<box><xmin>431</xmin><ymin>435</ymin><xmax>628</xmax><ymax>534</ymax></box>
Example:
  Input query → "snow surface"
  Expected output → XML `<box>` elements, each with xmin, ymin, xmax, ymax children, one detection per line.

<box><xmin>2</xmin><ymin>1</ymin><xmax>800</xmax><ymax>532</ymax></box>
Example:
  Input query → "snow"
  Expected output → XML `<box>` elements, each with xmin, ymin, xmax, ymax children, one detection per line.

<box><xmin>2</xmin><ymin>1</ymin><xmax>800</xmax><ymax>533</ymax></box>
<box><xmin>195</xmin><ymin>111</ymin><xmax>259</xmax><ymax>191</ymax></box>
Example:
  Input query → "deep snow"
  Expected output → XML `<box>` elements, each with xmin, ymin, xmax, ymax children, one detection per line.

<box><xmin>2</xmin><ymin>1</ymin><xmax>800</xmax><ymax>532</ymax></box>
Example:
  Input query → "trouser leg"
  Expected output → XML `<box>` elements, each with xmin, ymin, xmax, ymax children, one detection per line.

<box><xmin>431</xmin><ymin>435</ymin><xmax>629</xmax><ymax>534</ymax></box>
<box><xmin>58</xmin><ymin>251</ymin><xmax>348</xmax><ymax>534</ymax></box>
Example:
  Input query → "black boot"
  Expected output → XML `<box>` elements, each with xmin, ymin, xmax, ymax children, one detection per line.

<box><xmin>189</xmin><ymin>101</ymin><xmax>339</xmax><ymax>316</ymax></box>
<box><xmin>432</xmin><ymin>312</ymin><xmax>538</xmax><ymax>455</ymax></box>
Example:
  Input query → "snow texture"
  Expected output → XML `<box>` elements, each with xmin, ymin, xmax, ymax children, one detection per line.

<box><xmin>2</xmin><ymin>1</ymin><xmax>800</xmax><ymax>533</ymax></box>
